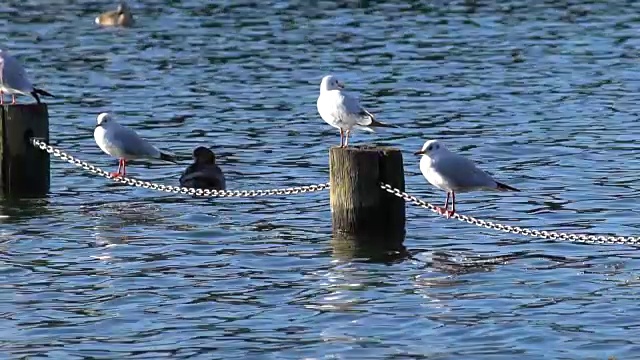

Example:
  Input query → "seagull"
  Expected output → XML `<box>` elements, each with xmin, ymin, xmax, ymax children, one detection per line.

<box><xmin>93</xmin><ymin>112</ymin><xmax>176</xmax><ymax>178</ymax></box>
<box><xmin>95</xmin><ymin>2</ymin><xmax>134</xmax><ymax>27</ymax></box>
<box><xmin>317</xmin><ymin>74</ymin><xmax>396</xmax><ymax>147</ymax></box>
<box><xmin>179</xmin><ymin>147</ymin><xmax>226</xmax><ymax>190</ymax></box>
<box><xmin>0</xmin><ymin>48</ymin><xmax>54</xmax><ymax>105</ymax></box>
<box><xmin>415</xmin><ymin>139</ymin><xmax>520</xmax><ymax>217</ymax></box>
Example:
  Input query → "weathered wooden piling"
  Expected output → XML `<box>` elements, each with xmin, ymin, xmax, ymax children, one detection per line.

<box><xmin>0</xmin><ymin>104</ymin><xmax>50</xmax><ymax>197</ymax></box>
<box><xmin>329</xmin><ymin>146</ymin><xmax>406</xmax><ymax>241</ymax></box>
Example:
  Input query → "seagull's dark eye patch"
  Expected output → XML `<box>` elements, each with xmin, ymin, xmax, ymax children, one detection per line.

<box><xmin>427</xmin><ymin>145</ymin><xmax>432</xmax><ymax>151</ymax></box>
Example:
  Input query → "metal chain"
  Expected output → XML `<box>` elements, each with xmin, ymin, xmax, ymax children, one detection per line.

<box><xmin>380</xmin><ymin>183</ymin><xmax>640</xmax><ymax>246</ymax></box>
<box><xmin>30</xmin><ymin>138</ymin><xmax>330</xmax><ymax>197</ymax></box>
<box><xmin>30</xmin><ymin>138</ymin><xmax>640</xmax><ymax>245</ymax></box>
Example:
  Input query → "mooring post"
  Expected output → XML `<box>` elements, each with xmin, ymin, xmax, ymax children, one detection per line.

<box><xmin>329</xmin><ymin>145</ymin><xmax>406</xmax><ymax>242</ymax></box>
<box><xmin>0</xmin><ymin>104</ymin><xmax>50</xmax><ymax>197</ymax></box>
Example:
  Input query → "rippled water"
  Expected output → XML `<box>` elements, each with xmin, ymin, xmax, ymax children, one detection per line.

<box><xmin>2</xmin><ymin>0</ymin><xmax>640</xmax><ymax>358</ymax></box>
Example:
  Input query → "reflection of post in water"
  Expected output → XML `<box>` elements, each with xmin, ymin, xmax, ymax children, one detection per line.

<box><xmin>0</xmin><ymin>197</ymin><xmax>51</xmax><ymax>221</ymax></box>
<box><xmin>331</xmin><ymin>230</ymin><xmax>408</xmax><ymax>263</ymax></box>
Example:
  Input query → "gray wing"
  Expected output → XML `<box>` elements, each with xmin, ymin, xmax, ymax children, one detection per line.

<box><xmin>0</xmin><ymin>52</ymin><xmax>33</xmax><ymax>93</ymax></box>
<box><xmin>109</xmin><ymin>126</ymin><xmax>161</xmax><ymax>159</ymax></box>
<box><xmin>318</xmin><ymin>90</ymin><xmax>373</xmax><ymax>126</ymax></box>
<box><xmin>341</xmin><ymin>92</ymin><xmax>376</xmax><ymax>126</ymax></box>
<box><xmin>433</xmin><ymin>153</ymin><xmax>498</xmax><ymax>190</ymax></box>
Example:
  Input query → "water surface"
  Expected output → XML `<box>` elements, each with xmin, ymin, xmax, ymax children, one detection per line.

<box><xmin>1</xmin><ymin>0</ymin><xmax>640</xmax><ymax>358</ymax></box>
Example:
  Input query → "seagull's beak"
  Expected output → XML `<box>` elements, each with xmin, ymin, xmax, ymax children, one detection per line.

<box><xmin>337</xmin><ymin>82</ymin><xmax>345</xmax><ymax>89</ymax></box>
<box><xmin>414</xmin><ymin>150</ymin><xmax>424</xmax><ymax>156</ymax></box>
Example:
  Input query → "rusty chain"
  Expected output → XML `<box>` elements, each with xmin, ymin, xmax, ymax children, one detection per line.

<box><xmin>30</xmin><ymin>138</ymin><xmax>330</xmax><ymax>197</ymax></box>
<box><xmin>380</xmin><ymin>183</ymin><xmax>640</xmax><ymax>246</ymax></box>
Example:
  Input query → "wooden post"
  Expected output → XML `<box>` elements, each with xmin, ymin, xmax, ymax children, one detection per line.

<box><xmin>0</xmin><ymin>104</ymin><xmax>50</xmax><ymax>197</ymax></box>
<box><xmin>329</xmin><ymin>145</ymin><xmax>406</xmax><ymax>241</ymax></box>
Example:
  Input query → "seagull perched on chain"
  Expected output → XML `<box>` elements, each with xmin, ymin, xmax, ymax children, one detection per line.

<box><xmin>0</xmin><ymin>48</ymin><xmax>54</xmax><ymax>105</ymax></box>
<box><xmin>317</xmin><ymin>75</ymin><xmax>396</xmax><ymax>147</ymax></box>
<box><xmin>415</xmin><ymin>139</ymin><xmax>520</xmax><ymax>218</ymax></box>
<box><xmin>93</xmin><ymin>112</ymin><xmax>177</xmax><ymax>178</ymax></box>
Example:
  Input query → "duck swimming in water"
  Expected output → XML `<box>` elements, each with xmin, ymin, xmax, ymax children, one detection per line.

<box><xmin>179</xmin><ymin>147</ymin><xmax>226</xmax><ymax>191</ymax></box>
<box><xmin>95</xmin><ymin>2</ymin><xmax>135</xmax><ymax>27</ymax></box>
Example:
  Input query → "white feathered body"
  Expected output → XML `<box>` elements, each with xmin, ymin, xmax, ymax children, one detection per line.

<box><xmin>0</xmin><ymin>50</ymin><xmax>35</xmax><ymax>95</ymax></box>
<box><xmin>420</xmin><ymin>151</ymin><xmax>501</xmax><ymax>193</ymax></box>
<box><xmin>317</xmin><ymin>89</ymin><xmax>376</xmax><ymax>133</ymax></box>
<box><xmin>94</xmin><ymin>122</ymin><xmax>162</xmax><ymax>160</ymax></box>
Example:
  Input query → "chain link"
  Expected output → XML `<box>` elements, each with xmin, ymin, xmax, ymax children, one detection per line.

<box><xmin>380</xmin><ymin>183</ymin><xmax>640</xmax><ymax>246</ymax></box>
<box><xmin>30</xmin><ymin>138</ymin><xmax>330</xmax><ymax>197</ymax></box>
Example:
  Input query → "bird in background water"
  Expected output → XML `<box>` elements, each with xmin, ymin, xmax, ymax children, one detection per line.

<box><xmin>93</xmin><ymin>112</ymin><xmax>177</xmax><ymax>178</ymax></box>
<box><xmin>0</xmin><ymin>48</ymin><xmax>54</xmax><ymax>105</ymax></box>
<box><xmin>179</xmin><ymin>147</ymin><xmax>226</xmax><ymax>191</ymax></box>
<box><xmin>95</xmin><ymin>2</ymin><xmax>135</xmax><ymax>27</ymax></box>
<box><xmin>317</xmin><ymin>74</ymin><xmax>396</xmax><ymax>147</ymax></box>
<box><xmin>415</xmin><ymin>139</ymin><xmax>520</xmax><ymax>218</ymax></box>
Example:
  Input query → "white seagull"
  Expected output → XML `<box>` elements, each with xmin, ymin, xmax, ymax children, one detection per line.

<box><xmin>93</xmin><ymin>112</ymin><xmax>177</xmax><ymax>177</ymax></box>
<box><xmin>415</xmin><ymin>139</ymin><xmax>520</xmax><ymax>217</ymax></box>
<box><xmin>0</xmin><ymin>48</ymin><xmax>54</xmax><ymax>105</ymax></box>
<box><xmin>317</xmin><ymin>74</ymin><xmax>396</xmax><ymax>147</ymax></box>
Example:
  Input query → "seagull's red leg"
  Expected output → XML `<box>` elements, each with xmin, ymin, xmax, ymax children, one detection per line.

<box><xmin>0</xmin><ymin>91</ymin><xmax>4</xmax><ymax>105</ymax></box>
<box><xmin>121</xmin><ymin>159</ymin><xmax>126</xmax><ymax>177</ymax></box>
<box><xmin>11</xmin><ymin>94</ymin><xmax>15</xmax><ymax>105</ymax></box>
<box><xmin>437</xmin><ymin>192</ymin><xmax>450</xmax><ymax>216</ymax></box>
<box><xmin>339</xmin><ymin>128</ymin><xmax>344</xmax><ymax>147</ymax></box>
<box><xmin>345</xmin><ymin>130</ymin><xmax>350</xmax><ymax>147</ymax></box>
<box><xmin>446</xmin><ymin>192</ymin><xmax>456</xmax><ymax>218</ymax></box>
<box><xmin>111</xmin><ymin>159</ymin><xmax>122</xmax><ymax>177</ymax></box>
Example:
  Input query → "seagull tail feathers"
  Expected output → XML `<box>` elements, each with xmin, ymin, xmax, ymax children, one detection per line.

<box><xmin>160</xmin><ymin>152</ymin><xmax>178</xmax><ymax>163</ymax></box>
<box><xmin>362</xmin><ymin>108</ymin><xmax>398</xmax><ymax>128</ymax></box>
<box><xmin>496</xmin><ymin>181</ymin><xmax>520</xmax><ymax>192</ymax></box>
<box><xmin>31</xmin><ymin>88</ymin><xmax>54</xmax><ymax>104</ymax></box>
<box><xmin>369</xmin><ymin>118</ymin><xmax>397</xmax><ymax>128</ymax></box>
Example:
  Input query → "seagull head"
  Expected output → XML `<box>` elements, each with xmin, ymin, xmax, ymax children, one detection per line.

<box><xmin>96</xmin><ymin>112</ymin><xmax>114</xmax><ymax>128</ymax></box>
<box><xmin>414</xmin><ymin>140</ymin><xmax>446</xmax><ymax>157</ymax></box>
<box><xmin>320</xmin><ymin>75</ymin><xmax>344</xmax><ymax>92</ymax></box>
<box><xmin>193</xmin><ymin>146</ymin><xmax>216</xmax><ymax>165</ymax></box>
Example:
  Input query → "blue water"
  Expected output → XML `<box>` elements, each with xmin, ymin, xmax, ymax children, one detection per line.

<box><xmin>1</xmin><ymin>0</ymin><xmax>640</xmax><ymax>358</ymax></box>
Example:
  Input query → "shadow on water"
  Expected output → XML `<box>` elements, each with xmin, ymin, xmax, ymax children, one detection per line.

<box><xmin>330</xmin><ymin>232</ymin><xmax>582</xmax><ymax>270</ymax></box>
<box><xmin>414</xmin><ymin>248</ymin><xmax>584</xmax><ymax>275</ymax></box>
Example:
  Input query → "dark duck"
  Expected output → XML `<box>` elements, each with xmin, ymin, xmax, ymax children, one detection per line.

<box><xmin>179</xmin><ymin>147</ymin><xmax>226</xmax><ymax>190</ymax></box>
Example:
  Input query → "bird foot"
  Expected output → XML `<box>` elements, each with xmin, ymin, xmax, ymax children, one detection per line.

<box><xmin>110</xmin><ymin>172</ymin><xmax>122</xmax><ymax>178</ymax></box>
<box><xmin>435</xmin><ymin>207</ymin><xmax>455</xmax><ymax>218</ymax></box>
